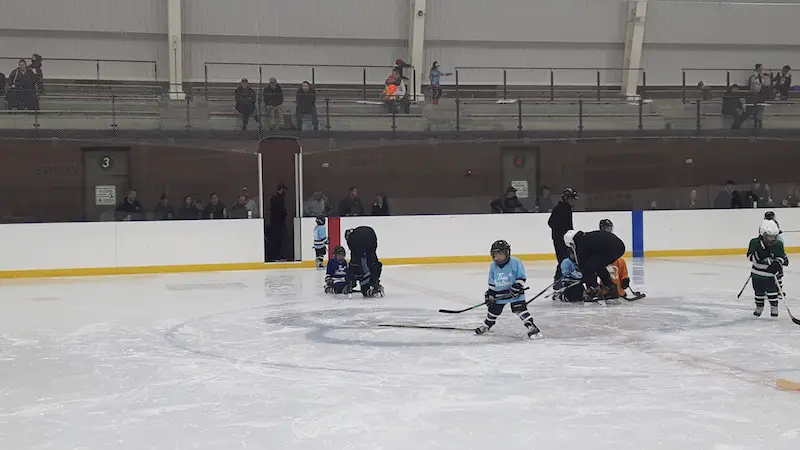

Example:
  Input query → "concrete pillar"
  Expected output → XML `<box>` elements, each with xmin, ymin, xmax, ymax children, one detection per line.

<box><xmin>622</xmin><ymin>0</ymin><xmax>648</xmax><ymax>100</ymax></box>
<box><xmin>167</xmin><ymin>0</ymin><xmax>185</xmax><ymax>100</ymax></box>
<box><xmin>408</xmin><ymin>0</ymin><xmax>427</xmax><ymax>101</ymax></box>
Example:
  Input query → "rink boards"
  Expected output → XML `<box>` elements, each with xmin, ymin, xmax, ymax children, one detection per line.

<box><xmin>0</xmin><ymin>208</ymin><xmax>797</xmax><ymax>278</ymax></box>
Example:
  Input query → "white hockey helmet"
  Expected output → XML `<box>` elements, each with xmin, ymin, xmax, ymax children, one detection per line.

<box><xmin>563</xmin><ymin>230</ymin><xmax>579</xmax><ymax>248</ymax></box>
<box><xmin>759</xmin><ymin>219</ymin><xmax>780</xmax><ymax>242</ymax></box>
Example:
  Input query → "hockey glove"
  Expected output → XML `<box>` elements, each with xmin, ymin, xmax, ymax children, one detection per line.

<box><xmin>621</xmin><ymin>277</ymin><xmax>630</xmax><ymax>290</ymax></box>
<box><xmin>768</xmin><ymin>259</ymin><xmax>782</xmax><ymax>274</ymax></box>
<box><xmin>484</xmin><ymin>289</ymin><xmax>497</xmax><ymax>306</ymax></box>
<box><xmin>510</xmin><ymin>281</ymin><xmax>526</xmax><ymax>298</ymax></box>
<box><xmin>777</xmin><ymin>255</ymin><xmax>789</xmax><ymax>267</ymax></box>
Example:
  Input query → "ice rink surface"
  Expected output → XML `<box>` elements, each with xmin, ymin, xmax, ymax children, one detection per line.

<box><xmin>1</xmin><ymin>256</ymin><xmax>800</xmax><ymax>450</ymax></box>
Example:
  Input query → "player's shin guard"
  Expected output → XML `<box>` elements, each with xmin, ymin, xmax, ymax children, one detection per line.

<box><xmin>511</xmin><ymin>301</ymin><xmax>541</xmax><ymax>338</ymax></box>
<box><xmin>477</xmin><ymin>303</ymin><xmax>504</xmax><ymax>334</ymax></box>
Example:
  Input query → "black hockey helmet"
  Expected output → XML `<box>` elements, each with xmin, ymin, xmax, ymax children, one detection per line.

<box><xmin>599</xmin><ymin>219</ymin><xmax>613</xmax><ymax>231</ymax></box>
<box><xmin>490</xmin><ymin>240</ymin><xmax>511</xmax><ymax>257</ymax></box>
<box><xmin>316</xmin><ymin>216</ymin><xmax>326</xmax><ymax>226</ymax></box>
<box><xmin>333</xmin><ymin>245</ymin><xmax>346</xmax><ymax>257</ymax></box>
<box><xmin>764</xmin><ymin>211</ymin><xmax>776</xmax><ymax>221</ymax></box>
<box><xmin>562</xmin><ymin>188</ymin><xmax>578</xmax><ymax>200</ymax></box>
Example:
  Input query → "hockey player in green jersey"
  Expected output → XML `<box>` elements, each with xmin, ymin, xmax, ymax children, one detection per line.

<box><xmin>747</xmin><ymin>220</ymin><xmax>788</xmax><ymax>317</ymax></box>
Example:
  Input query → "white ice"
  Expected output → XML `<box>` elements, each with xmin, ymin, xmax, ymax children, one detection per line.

<box><xmin>1</xmin><ymin>257</ymin><xmax>800</xmax><ymax>450</ymax></box>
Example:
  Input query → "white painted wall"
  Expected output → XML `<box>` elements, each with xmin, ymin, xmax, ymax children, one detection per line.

<box><xmin>0</xmin><ymin>220</ymin><xmax>265</xmax><ymax>272</ymax></box>
<box><xmin>300</xmin><ymin>209</ymin><xmax>800</xmax><ymax>263</ymax></box>
<box><xmin>4</xmin><ymin>0</ymin><xmax>800</xmax><ymax>85</ymax></box>
<box><xmin>299</xmin><ymin>212</ymin><xmax>633</xmax><ymax>262</ymax></box>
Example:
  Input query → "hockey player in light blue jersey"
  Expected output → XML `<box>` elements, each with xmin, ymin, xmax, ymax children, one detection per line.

<box><xmin>553</xmin><ymin>249</ymin><xmax>585</xmax><ymax>302</ymax></box>
<box><xmin>313</xmin><ymin>217</ymin><xmax>329</xmax><ymax>269</ymax></box>
<box><xmin>325</xmin><ymin>246</ymin><xmax>349</xmax><ymax>294</ymax></box>
<box><xmin>475</xmin><ymin>240</ymin><xmax>542</xmax><ymax>339</ymax></box>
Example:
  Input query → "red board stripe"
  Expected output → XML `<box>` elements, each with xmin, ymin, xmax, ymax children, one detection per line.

<box><xmin>328</xmin><ymin>216</ymin><xmax>341</xmax><ymax>257</ymax></box>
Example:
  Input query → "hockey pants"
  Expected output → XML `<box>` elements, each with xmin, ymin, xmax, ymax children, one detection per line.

<box><xmin>582</xmin><ymin>254</ymin><xmax>623</xmax><ymax>290</ymax></box>
<box><xmin>347</xmin><ymin>249</ymin><xmax>382</xmax><ymax>287</ymax></box>
<box><xmin>752</xmin><ymin>275</ymin><xmax>780</xmax><ymax>307</ymax></box>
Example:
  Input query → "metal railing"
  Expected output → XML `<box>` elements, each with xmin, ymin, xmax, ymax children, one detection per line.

<box><xmin>3</xmin><ymin>91</ymin><xmax>798</xmax><ymax>139</ymax></box>
<box><xmin>452</xmin><ymin>66</ymin><xmax>646</xmax><ymax>101</ymax></box>
<box><xmin>203</xmin><ymin>62</ymin><xmax>417</xmax><ymax>103</ymax></box>
<box><xmin>0</xmin><ymin>57</ymin><xmax>159</xmax><ymax>84</ymax></box>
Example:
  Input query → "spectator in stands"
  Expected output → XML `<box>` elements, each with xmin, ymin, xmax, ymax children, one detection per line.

<box><xmin>749</xmin><ymin>64</ymin><xmax>766</xmax><ymax>93</ymax></box>
<box><xmin>295</xmin><ymin>81</ymin><xmax>318</xmax><ymax>131</ymax></box>
<box><xmin>732</xmin><ymin>84</ymin><xmax>768</xmax><ymax>129</ymax></box>
<box><xmin>490</xmin><ymin>186</ymin><xmax>528</xmax><ymax>213</ymax></box>
<box><xmin>372</xmin><ymin>193</ymin><xmax>389</xmax><ymax>216</ymax></box>
<box><xmin>153</xmin><ymin>193</ymin><xmax>175</xmax><ymax>220</ymax></box>
<box><xmin>782</xmin><ymin>187</ymin><xmax>798</xmax><ymax>207</ymax></box>
<box><xmin>28</xmin><ymin>54</ymin><xmax>44</xmax><ymax>93</ymax></box>
<box><xmin>428</xmin><ymin>61</ymin><xmax>452</xmax><ymax>105</ymax></box>
<box><xmin>536</xmin><ymin>185</ymin><xmax>553</xmax><ymax>213</ymax></box>
<box><xmin>177</xmin><ymin>195</ymin><xmax>201</xmax><ymax>219</ymax></box>
<box><xmin>722</xmin><ymin>84</ymin><xmax>745</xmax><ymax>125</ymax></box>
<box><xmin>202</xmin><ymin>192</ymin><xmax>227</xmax><ymax>219</ymax></box>
<box><xmin>393</xmin><ymin>58</ymin><xmax>412</xmax><ymax>80</ymax></box>
<box><xmin>687</xmin><ymin>189</ymin><xmax>698</xmax><ymax>209</ymax></box>
<box><xmin>7</xmin><ymin>59</ymin><xmax>38</xmax><ymax>110</ymax></box>
<box><xmin>773</xmin><ymin>65</ymin><xmax>792</xmax><ymax>100</ymax></box>
<box><xmin>0</xmin><ymin>70</ymin><xmax>5</xmax><ymax>106</ymax></box>
<box><xmin>697</xmin><ymin>81</ymin><xmax>712</xmax><ymax>101</ymax></box>
<box><xmin>743</xmin><ymin>179</ymin><xmax>769</xmax><ymax>208</ymax></box>
<box><xmin>263</xmin><ymin>77</ymin><xmax>284</xmax><ymax>131</ymax></box>
<box><xmin>339</xmin><ymin>186</ymin><xmax>365</xmax><ymax>216</ymax></box>
<box><xmin>713</xmin><ymin>180</ymin><xmax>742</xmax><ymax>208</ymax></box>
<box><xmin>115</xmin><ymin>189</ymin><xmax>144</xmax><ymax>221</ymax></box>
<box><xmin>235</xmin><ymin>78</ymin><xmax>258</xmax><ymax>131</ymax></box>
<box><xmin>304</xmin><ymin>191</ymin><xmax>331</xmax><ymax>217</ymax></box>
<box><xmin>241</xmin><ymin>187</ymin><xmax>259</xmax><ymax>218</ymax></box>
<box><xmin>229</xmin><ymin>195</ymin><xmax>251</xmax><ymax>219</ymax></box>
<box><xmin>267</xmin><ymin>183</ymin><xmax>289</xmax><ymax>261</ymax></box>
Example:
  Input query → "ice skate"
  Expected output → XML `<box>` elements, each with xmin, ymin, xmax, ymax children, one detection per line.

<box><xmin>754</xmin><ymin>305</ymin><xmax>764</xmax><ymax>317</ymax></box>
<box><xmin>474</xmin><ymin>324</ymin><xmax>490</xmax><ymax>335</ymax></box>
<box><xmin>771</xmin><ymin>304</ymin><xmax>779</xmax><ymax>317</ymax></box>
<box><xmin>525</xmin><ymin>320</ymin><xmax>542</xmax><ymax>339</ymax></box>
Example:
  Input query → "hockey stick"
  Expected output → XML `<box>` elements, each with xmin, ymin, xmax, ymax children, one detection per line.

<box><xmin>378</xmin><ymin>324</ymin><xmax>474</xmax><ymax>332</ymax></box>
<box><xmin>438</xmin><ymin>287</ymin><xmax>530</xmax><ymax>314</ymax></box>
<box><xmin>774</xmin><ymin>274</ymin><xmax>800</xmax><ymax>326</ymax></box>
<box><xmin>737</xmin><ymin>275</ymin><xmax>752</xmax><ymax>299</ymax></box>
<box><xmin>525</xmin><ymin>282</ymin><xmax>556</xmax><ymax>306</ymax></box>
<box><xmin>545</xmin><ymin>281</ymin><xmax>582</xmax><ymax>298</ymax></box>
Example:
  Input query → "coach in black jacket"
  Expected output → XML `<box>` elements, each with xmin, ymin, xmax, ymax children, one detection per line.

<box><xmin>548</xmin><ymin>188</ymin><xmax>578</xmax><ymax>281</ymax></box>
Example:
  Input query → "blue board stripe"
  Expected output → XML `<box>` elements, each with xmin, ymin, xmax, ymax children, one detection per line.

<box><xmin>632</xmin><ymin>210</ymin><xmax>644</xmax><ymax>257</ymax></box>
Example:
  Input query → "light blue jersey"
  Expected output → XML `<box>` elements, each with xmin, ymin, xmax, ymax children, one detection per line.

<box><xmin>488</xmin><ymin>256</ymin><xmax>527</xmax><ymax>304</ymax></box>
<box><xmin>560</xmin><ymin>258</ymin><xmax>583</xmax><ymax>281</ymax></box>
<box><xmin>313</xmin><ymin>225</ymin><xmax>328</xmax><ymax>249</ymax></box>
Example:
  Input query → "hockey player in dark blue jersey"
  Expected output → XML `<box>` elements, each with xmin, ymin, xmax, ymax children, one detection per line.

<box><xmin>475</xmin><ymin>240</ymin><xmax>542</xmax><ymax>339</ymax></box>
<box><xmin>312</xmin><ymin>216</ymin><xmax>329</xmax><ymax>269</ymax></box>
<box><xmin>325</xmin><ymin>246</ymin><xmax>349</xmax><ymax>294</ymax></box>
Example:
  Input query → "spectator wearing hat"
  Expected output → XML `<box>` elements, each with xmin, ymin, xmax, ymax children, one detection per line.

<box><xmin>744</xmin><ymin>179</ymin><xmax>769</xmax><ymax>208</ymax></box>
<box><xmin>235</xmin><ymin>78</ymin><xmax>258</xmax><ymax>130</ymax></box>
<box><xmin>490</xmin><ymin>186</ymin><xmax>528</xmax><ymax>213</ymax></box>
